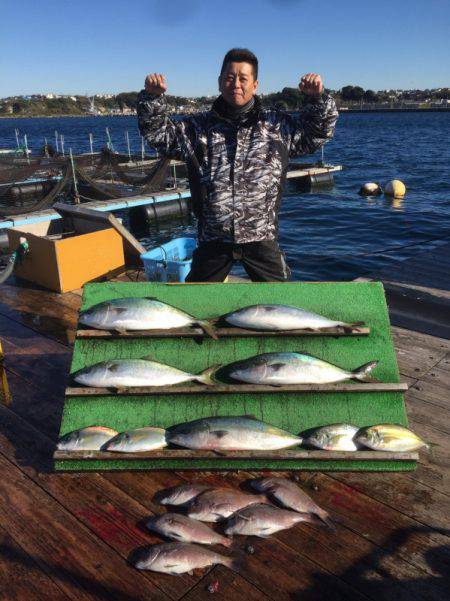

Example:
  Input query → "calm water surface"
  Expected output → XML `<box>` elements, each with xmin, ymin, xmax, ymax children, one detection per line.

<box><xmin>1</xmin><ymin>112</ymin><xmax>449</xmax><ymax>280</ymax></box>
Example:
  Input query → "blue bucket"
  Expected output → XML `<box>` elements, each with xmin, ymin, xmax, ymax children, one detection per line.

<box><xmin>141</xmin><ymin>237</ymin><xmax>196</xmax><ymax>282</ymax></box>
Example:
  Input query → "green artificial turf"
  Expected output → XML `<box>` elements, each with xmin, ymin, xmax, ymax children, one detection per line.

<box><xmin>55</xmin><ymin>281</ymin><xmax>415</xmax><ymax>472</ymax></box>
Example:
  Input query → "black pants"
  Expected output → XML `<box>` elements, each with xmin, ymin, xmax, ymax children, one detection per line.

<box><xmin>185</xmin><ymin>240</ymin><xmax>291</xmax><ymax>282</ymax></box>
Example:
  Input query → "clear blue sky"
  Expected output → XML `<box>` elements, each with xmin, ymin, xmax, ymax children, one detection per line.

<box><xmin>1</xmin><ymin>0</ymin><xmax>449</xmax><ymax>97</ymax></box>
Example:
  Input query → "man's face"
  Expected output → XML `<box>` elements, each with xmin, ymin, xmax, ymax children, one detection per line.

<box><xmin>219</xmin><ymin>61</ymin><xmax>258</xmax><ymax>107</ymax></box>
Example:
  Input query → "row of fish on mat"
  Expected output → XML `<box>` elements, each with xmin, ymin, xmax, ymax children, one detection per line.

<box><xmin>75</xmin><ymin>299</ymin><xmax>378</xmax><ymax>387</ymax></box>
<box><xmin>73</xmin><ymin>352</ymin><xmax>378</xmax><ymax>388</ymax></box>
<box><xmin>57</xmin><ymin>416</ymin><xmax>428</xmax><ymax>453</ymax></box>
<box><xmin>79</xmin><ymin>297</ymin><xmax>366</xmax><ymax>337</ymax></box>
<box><xmin>133</xmin><ymin>477</ymin><xmax>335</xmax><ymax>575</ymax></box>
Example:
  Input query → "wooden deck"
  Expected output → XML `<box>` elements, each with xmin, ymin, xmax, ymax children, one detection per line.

<box><xmin>0</xmin><ymin>269</ymin><xmax>449</xmax><ymax>600</ymax></box>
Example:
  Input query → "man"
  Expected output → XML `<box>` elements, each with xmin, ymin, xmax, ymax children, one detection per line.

<box><xmin>137</xmin><ymin>48</ymin><xmax>338</xmax><ymax>282</ymax></box>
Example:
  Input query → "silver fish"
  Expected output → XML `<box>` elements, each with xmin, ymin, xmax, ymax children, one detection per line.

<box><xmin>56</xmin><ymin>426</ymin><xmax>118</xmax><ymax>451</ymax></box>
<box><xmin>79</xmin><ymin>297</ymin><xmax>217</xmax><ymax>338</ymax></box>
<box><xmin>224</xmin><ymin>503</ymin><xmax>321</xmax><ymax>537</ymax></box>
<box><xmin>223</xmin><ymin>304</ymin><xmax>362</xmax><ymax>331</ymax></box>
<box><xmin>355</xmin><ymin>424</ymin><xmax>428</xmax><ymax>452</ymax></box>
<box><xmin>227</xmin><ymin>353</ymin><xmax>378</xmax><ymax>385</ymax></box>
<box><xmin>251</xmin><ymin>477</ymin><xmax>334</xmax><ymax>530</ymax></box>
<box><xmin>187</xmin><ymin>488</ymin><xmax>268</xmax><ymax>522</ymax></box>
<box><xmin>166</xmin><ymin>416</ymin><xmax>302</xmax><ymax>451</ymax></box>
<box><xmin>133</xmin><ymin>542</ymin><xmax>234</xmax><ymax>574</ymax></box>
<box><xmin>104</xmin><ymin>427</ymin><xmax>167</xmax><ymax>452</ymax></box>
<box><xmin>156</xmin><ymin>484</ymin><xmax>212</xmax><ymax>506</ymax></box>
<box><xmin>73</xmin><ymin>358</ymin><xmax>216</xmax><ymax>388</ymax></box>
<box><xmin>146</xmin><ymin>513</ymin><xmax>231</xmax><ymax>547</ymax></box>
<box><xmin>304</xmin><ymin>423</ymin><xmax>360</xmax><ymax>451</ymax></box>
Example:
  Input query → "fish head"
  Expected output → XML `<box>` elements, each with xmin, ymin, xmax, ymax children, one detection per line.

<box><xmin>308</xmin><ymin>431</ymin><xmax>329</xmax><ymax>449</ymax></box>
<box><xmin>73</xmin><ymin>362</ymin><xmax>110</xmax><ymax>387</ymax></box>
<box><xmin>133</xmin><ymin>545</ymin><xmax>162</xmax><ymax>570</ymax></box>
<box><xmin>78</xmin><ymin>304</ymin><xmax>106</xmax><ymax>328</ymax></box>
<box><xmin>356</xmin><ymin>426</ymin><xmax>381</xmax><ymax>448</ymax></box>
<box><xmin>57</xmin><ymin>429</ymin><xmax>81</xmax><ymax>451</ymax></box>
<box><xmin>103</xmin><ymin>431</ymin><xmax>130</xmax><ymax>452</ymax></box>
<box><xmin>167</xmin><ymin>420</ymin><xmax>211</xmax><ymax>448</ymax></box>
<box><xmin>229</xmin><ymin>361</ymin><xmax>268</xmax><ymax>383</ymax></box>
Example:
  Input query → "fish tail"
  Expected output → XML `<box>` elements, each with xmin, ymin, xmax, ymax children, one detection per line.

<box><xmin>315</xmin><ymin>510</ymin><xmax>336</xmax><ymax>531</ymax></box>
<box><xmin>195</xmin><ymin>320</ymin><xmax>218</xmax><ymax>339</ymax></box>
<box><xmin>352</xmin><ymin>360</ymin><xmax>379</xmax><ymax>381</ymax></box>
<box><xmin>196</xmin><ymin>365</ymin><xmax>219</xmax><ymax>385</ymax></box>
<box><xmin>220</xmin><ymin>554</ymin><xmax>243</xmax><ymax>572</ymax></box>
<box><xmin>220</xmin><ymin>536</ymin><xmax>233</xmax><ymax>548</ymax></box>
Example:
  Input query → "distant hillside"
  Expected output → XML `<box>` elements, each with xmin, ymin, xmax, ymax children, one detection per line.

<box><xmin>1</xmin><ymin>86</ymin><xmax>448</xmax><ymax>117</ymax></box>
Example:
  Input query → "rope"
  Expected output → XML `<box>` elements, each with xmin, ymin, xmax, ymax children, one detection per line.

<box><xmin>301</xmin><ymin>232</ymin><xmax>450</xmax><ymax>262</ymax></box>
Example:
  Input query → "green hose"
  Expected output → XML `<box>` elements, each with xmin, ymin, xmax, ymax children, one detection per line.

<box><xmin>0</xmin><ymin>241</ymin><xmax>29</xmax><ymax>284</ymax></box>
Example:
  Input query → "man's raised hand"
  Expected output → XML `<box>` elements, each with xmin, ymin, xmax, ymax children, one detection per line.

<box><xmin>299</xmin><ymin>73</ymin><xmax>323</xmax><ymax>96</ymax></box>
<box><xmin>145</xmin><ymin>73</ymin><xmax>167</xmax><ymax>95</ymax></box>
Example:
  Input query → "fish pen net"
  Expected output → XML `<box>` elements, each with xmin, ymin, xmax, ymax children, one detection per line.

<box><xmin>74</xmin><ymin>150</ymin><xmax>172</xmax><ymax>201</ymax></box>
<box><xmin>0</xmin><ymin>149</ymin><xmax>175</xmax><ymax>216</ymax></box>
<box><xmin>0</xmin><ymin>153</ymin><xmax>71</xmax><ymax>216</ymax></box>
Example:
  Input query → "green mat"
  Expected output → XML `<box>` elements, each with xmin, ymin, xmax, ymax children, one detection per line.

<box><xmin>55</xmin><ymin>281</ymin><xmax>415</xmax><ymax>472</ymax></box>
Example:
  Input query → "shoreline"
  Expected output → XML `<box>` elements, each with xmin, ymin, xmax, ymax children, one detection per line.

<box><xmin>1</xmin><ymin>107</ymin><xmax>449</xmax><ymax>120</ymax></box>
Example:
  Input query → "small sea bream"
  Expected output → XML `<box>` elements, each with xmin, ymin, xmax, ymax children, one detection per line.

<box><xmin>79</xmin><ymin>297</ymin><xmax>217</xmax><ymax>338</ymax></box>
<box><xmin>304</xmin><ymin>423</ymin><xmax>359</xmax><ymax>451</ymax></box>
<box><xmin>146</xmin><ymin>513</ymin><xmax>231</xmax><ymax>547</ymax></box>
<box><xmin>227</xmin><ymin>352</ymin><xmax>378</xmax><ymax>385</ymax></box>
<box><xmin>251</xmin><ymin>477</ymin><xmax>334</xmax><ymax>530</ymax></box>
<box><xmin>156</xmin><ymin>483</ymin><xmax>212</xmax><ymax>506</ymax></box>
<box><xmin>104</xmin><ymin>427</ymin><xmax>167</xmax><ymax>452</ymax></box>
<box><xmin>355</xmin><ymin>424</ymin><xmax>428</xmax><ymax>452</ymax></box>
<box><xmin>224</xmin><ymin>504</ymin><xmax>321</xmax><ymax>537</ymax></box>
<box><xmin>223</xmin><ymin>304</ymin><xmax>362</xmax><ymax>331</ymax></box>
<box><xmin>187</xmin><ymin>488</ymin><xmax>268</xmax><ymax>522</ymax></box>
<box><xmin>133</xmin><ymin>542</ymin><xmax>235</xmax><ymax>574</ymax></box>
<box><xmin>73</xmin><ymin>358</ymin><xmax>216</xmax><ymax>388</ymax></box>
<box><xmin>57</xmin><ymin>426</ymin><xmax>118</xmax><ymax>451</ymax></box>
<box><xmin>166</xmin><ymin>415</ymin><xmax>302</xmax><ymax>450</ymax></box>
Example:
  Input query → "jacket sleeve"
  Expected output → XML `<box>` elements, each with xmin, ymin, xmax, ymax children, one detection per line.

<box><xmin>280</xmin><ymin>94</ymin><xmax>339</xmax><ymax>157</ymax></box>
<box><xmin>137</xmin><ymin>90</ymin><xmax>199</xmax><ymax>161</ymax></box>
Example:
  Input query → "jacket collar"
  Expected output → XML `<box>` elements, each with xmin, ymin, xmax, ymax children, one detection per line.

<box><xmin>211</xmin><ymin>95</ymin><xmax>261</xmax><ymax>125</ymax></box>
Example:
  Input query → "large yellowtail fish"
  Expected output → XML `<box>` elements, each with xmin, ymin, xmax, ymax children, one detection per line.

<box><xmin>73</xmin><ymin>358</ymin><xmax>216</xmax><ymax>388</ymax></box>
<box><xmin>79</xmin><ymin>297</ymin><xmax>217</xmax><ymax>338</ymax></box>
<box><xmin>166</xmin><ymin>415</ymin><xmax>302</xmax><ymax>451</ymax></box>
<box><xmin>223</xmin><ymin>304</ymin><xmax>363</xmax><ymax>331</ymax></box>
<box><xmin>226</xmin><ymin>352</ymin><xmax>378</xmax><ymax>385</ymax></box>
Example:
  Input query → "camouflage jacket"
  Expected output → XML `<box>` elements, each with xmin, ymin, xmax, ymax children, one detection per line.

<box><xmin>137</xmin><ymin>91</ymin><xmax>338</xmax><ymax>244</ymax></box>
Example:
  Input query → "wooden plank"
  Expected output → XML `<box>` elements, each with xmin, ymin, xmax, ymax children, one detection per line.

<box><xmin>408</xmin><ymin>377</ymin><xmax>450</xmax><ymax>410</ymax></box>
<box><xmin>75</xmin><ymin>325</ymin><xmax>370</xmax><ymax>339</ymax></box>
<box><xmin>181</xmin><ymin>566</ymin><xmax>272</xmax><ymax>601</ymax></box>
<box><xmin>0</xmin><ymin>279</ymin><xmax>79</xmax><ymax>346</ymax></box>
<box><xmin>172</xmin><ymin>471</ymin><xmax>448</xmax><ymax>600</ymax></box>
<box><xmin>406</xmin><ymin>394</ymin><xmax>450</xmax><ymax>435</ymax></box>
<box><xmin>54</xmin><ymin>449</ymin><xmax>418</xmax><ymax>462</ymax></box>
<box><xmin>0</xmin><ymin>401</ymin><xmax>202</xmax><ymax>600</ymax></box>
<box><xmin>65</xmin><ymin>382</ymin><xmax>408</xmax><ymax>396</ymax></box>
<box><xmin>53</xmin><ymin>202</ymin><xmax>146</xmax><ymax>259</ymax></box>
<box><xmin>392</xmin><ymin>326</ymin><xmax>450</xmax><ymax>353</ymax></box>
<box><xmin>0</xmin><ymin>523</ymin><xmax>70</xmax><ymax>601</ymax></box>
<box><xmin>0</xmin><ymin>454</ymin><xmax>170</xmax><ymax>601</ymax></box>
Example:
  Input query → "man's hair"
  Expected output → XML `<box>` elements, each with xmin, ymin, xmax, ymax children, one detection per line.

<box><xmin>220</xmin><ymin>48</ymin><xmax>258</xmax><ymax>80</ymax></box>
